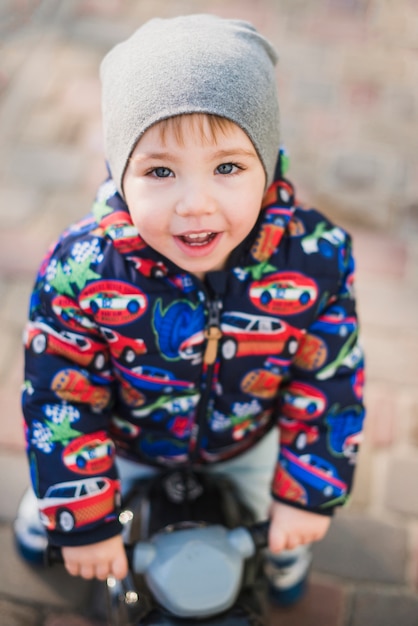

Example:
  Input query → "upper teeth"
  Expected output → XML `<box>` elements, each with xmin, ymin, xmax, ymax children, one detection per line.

<box><xmin>186</xmin><ymin>232</ymin><xmax>212</xmax><ymax>239</ymax></box>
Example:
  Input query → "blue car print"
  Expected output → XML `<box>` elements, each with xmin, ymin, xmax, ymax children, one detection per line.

<box><xmin>114</xmin><ymin>362</ymin><xmax>193</xmax><ymax>394</ymax></box>
<box><xmin>281</xmin><ymin>448</ymin><xmax>347</xmax><ymax>499</ymax></box>
<box><xmin>311</xmin><ymin>305</ymin><xmax>356</xmax><ymax>337</ymax></box>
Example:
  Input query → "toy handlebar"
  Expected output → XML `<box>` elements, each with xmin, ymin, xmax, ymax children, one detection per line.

<box><xmin>46</xmin><ymin>519</ymin><xmax>270</xmax><ymax>568</ymax></box>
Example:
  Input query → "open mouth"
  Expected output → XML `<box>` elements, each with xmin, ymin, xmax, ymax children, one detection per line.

<box><xmin>178</xmin><ymin>232</ymin><xmax>218</xmax><ymax>247</ymax></box>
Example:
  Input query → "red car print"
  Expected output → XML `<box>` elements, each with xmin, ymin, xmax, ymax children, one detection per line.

<box><xmin>79</xmin><ymin>280</ymin><xmax>147</xmax><ymax>326</ymax></box>
<box><xmin>240</xmin><ymin>367</ymin><xmax>283</xmax><ymax>399</ymax></box>
<box><xmin>51</xmin><ymin>368</ymin><xmax>111</xmax><ymax>412</ymax></box>
<box><xmin>62</xmin><ymin>431</ymin><xmax>115</xmax><ymax>475</ymax></box>
<box><xmin>262</xmin><ymin>179</ymin><xmax>294</xmax><ymax>208</ymax></box>
<box><xmin>126</xmin><ymin>256</ymin><xmax>168</xmax><ymax>278</ymax></box>
<box><xmin>279</xmin><ymin>418</ymin><xmax>319</xmax><ymax>449</ymax></box>
<box><xmin>293</xmin><ymin>333</ymin><xmax>328</xmax><ymax>372</ymax></box>
<box><xmin>100</xmin><ymin>327</ymin><xmax>147</xmax><ymax>364</ymax></box>
<box><xmin>38</xmin><ymin>476</ymin><xmax>120</xmax><ymax>532</ymax></box>
<box><xmin>94</xmin><ymin>210</ymin><xmax>146</xmax><ymax>254</ymax></box>
<box><xmin>220</xmin><ymin>311</ymin><xmax>302</xmax><ymax>360</ymax></box>
<box><xmin>273</xmin><ymin>463</ymin><xmax>308</xmax><ymax>506</ymax></box>
<box><xmin>52</xmin><ymin>294</ymin><xmax>97</xmax><ymax>332</ymax></box>
<box><xmin>281</xmin><ymin>381</ymin><xmax>327</xmax><ymax>421</ymax></box>
<box><xmin>25</xmin><ymin>321</ymin><xmax>107</xmax><ymax>371</ymax></box>
<box><xmin>178</xmin><ymin>330</ymin><xmax>205</xmax><ymax>364</ymax></box>
<box><xmin>251</xmin><ymin>206</ymin><xmax>293</xmax><ymax>262</ymax></box>
<box><xmin>249</xmin><ymin>271</ymin><xmax>318</xmax><ymax>316</ymax></box>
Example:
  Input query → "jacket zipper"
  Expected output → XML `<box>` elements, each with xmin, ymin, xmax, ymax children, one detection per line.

<box><xmin>189</xmin><ymin>295</ymin><xmax>222</xmax><ymax>462</ymax></box>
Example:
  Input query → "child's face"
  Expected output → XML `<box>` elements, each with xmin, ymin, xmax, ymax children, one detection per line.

<box><xmin>123</xmin><ymin>115</ymin><xmax>266</xmax><ymax>280</ymax></box>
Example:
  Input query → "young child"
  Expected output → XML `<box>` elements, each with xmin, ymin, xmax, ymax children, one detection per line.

<box><xmin>16</xmin><ymin>14</ymin><xmax>365</xmax><ymax>605</ymax></box>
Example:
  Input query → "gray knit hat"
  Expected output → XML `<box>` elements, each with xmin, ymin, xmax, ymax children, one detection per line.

<box><xmin>100</xmin><ymin>14</ymin><xmax>280</xmax><ymax>196</ymax></box>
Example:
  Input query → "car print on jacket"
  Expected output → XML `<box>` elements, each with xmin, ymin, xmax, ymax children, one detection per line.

<box><xmin>249</xmin><ymin>271</ymin><xmax>318</xmax><ymax>316</ymax></box>
<box><xmin>93</xmin><ymin>209</ymin><xmax>147</xmax><ymax>254</ymax></box>
<box><xmin>100</xmin><ymin>327</ymin><xmax>147</xmax><ymax>364</ymax></box>
<box><xmin>178</xmin><ymin>331</ymin><xmax>205</xmax><ymax>365</ymax></box>
<box><xmin>153</xmin><ymin>299</ymin><xmax>205</xmax><ymax>361</ymax></box>
<box><xmin>132</xmin><ymin>393</ymin><xmax>200</xmax><ymax>420</ymax></box>
<box><xmin>240</xmin><ymin>367</ymin><xmax>283</xmax><ymax>399</ymax></box>
<box><xmin>251</xmin><ymin>205</ymin><xmax>294</xmax><ymax>262</ymax></box>
<box><xmin>52</xmin><ymin>294</ymin><xmax>97</xmax><ymax>332</ymax></box>
<box><xmin>240</xmin><ymin>352</ymin><xmax>292</xmax><ymax>399</ymax></box>
<box><xmin>126</xmin><ymin>256</ymin><xmax>167</xmax><ymax>278</ymax></box>
<box><xmin>301</xmin><ymin>221</ymin><xmax>346</xmax><ymax>259</ymax></box>
<box><xmin>311</xmin><ymin>304</ymin><xmax>356</xmax><ymax>338</ymax></box>
<box><xmin>317</xmin><ymin>332</ymin><xmax>363</xmax><ymax>381</ymax></box>
<box><xmin>51</xmin><ymin>368</ymin><xmax>111</xmax><ymax>412</ymax></box>
<box><xmin>38</xmin><ymin>476</ymin><xmax>120</xmax><ymax>532</ymax></box>
<box><xmin>281</xmin><ymin>381</ymin><xmax>327</xmax><ymax>421</ymax></box>
<box><xmin>326</xmin><ymin>406</ymin><xmax>365</xmax><ymax>461</ymax></box>
<box><xmin>220</xmin><ymin>311</ymin><xmax>302</xmax><ymax>360</ymax></box>
<box><xmin>114</xmin><ymin>362</ymin><xmax>194</xmax><ymax>394</ymax></box>
<box><xmin>110</xmin><ymin>416</ymin><xmax>141</xmax><ymax>440</ymax></box>
<box><xmin>293</xmin><ymin>332</ymin><xmax>328</xmax><ymax>372</ymax></box>
<box><xmin>79</xmin><ymin>279</ymin><xmax>147</xmax><ymax>326</ymax></box>
<box><xmin>279</xmin><ymin>417</ymin><xmax>320</xmax><ymax>450</ymax></box>
<box><xmin>262</xmin><ymin>179</ymin><xmax>294</xmax><ymax>209</ymax></box>
<box><xmin>280</xmin><ymin>448</ymin><xmax>347</xmax><ymax>501</ymax></box>
<box><xmin>25</xmin><ymin>320</ymin><xmax>107</xmax><ymax>371</ymax></box>
<box><xmin>62</xmin><ymin>431</ymin><xmax>115</xmax><ymax>475</ymax></box>
<box><xmin>273</xmin><ymin>462</ymin><xmax>308</xmax><ymax>506</ymax></box>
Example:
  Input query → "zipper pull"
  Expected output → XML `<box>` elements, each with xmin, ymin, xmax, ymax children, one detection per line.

<box><xmin>204</xmin><ymin>326</ymin><xmax>222</xmax><ymax>365</ymax></box>
<box><xmin>203</xmin><ymin>298</ymin><xmax>222</xmax><ymax>365</ymax></box>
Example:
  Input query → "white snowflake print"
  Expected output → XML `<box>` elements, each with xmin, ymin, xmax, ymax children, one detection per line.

<box><xmin>43</xmin><ymin>402</ymin><xmax>80</xmax><ymax>424</ymax></box>
<box><xmin>45</xmin><ymin>259</ymin><xmax>58</xmax><ymax>282</ymax></box>
<box><xmin>97</xmin><ymin>179</ymin><xmax>117</xmax><ymax>202</ymax></box>
<box><xmin>232</xmin><ymin>399</ymin><xmax>262</xmax><ymax>418</ymax></box>
<box><xmin>211</xmin><ymin>411</ymin><xmax>229</xmax><ymax>432</ymax></box>
<box><xmin>71</xmin><ymin>238</ymin><xmax>103</xmax><ymax>265</ymax></box>
<box><xmin>31</xmin><ymin>421</ymin><xmax>53</xmax><ymax>453</ymax></box>
<box><xmin>233</xmin><ymin>267</ymin><xmax>248</xmax><ymax>282</ymax></box>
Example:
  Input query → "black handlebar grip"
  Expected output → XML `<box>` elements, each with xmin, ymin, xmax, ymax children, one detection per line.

<box><xmin>249</xmin><ymin>520</ymin><xmax>270</xmax><ymax>550</ymax></box>
<box><xmin>45</xmin><ymin>544</ymin><xmax>64</xmax><ymax>566</ymax></box>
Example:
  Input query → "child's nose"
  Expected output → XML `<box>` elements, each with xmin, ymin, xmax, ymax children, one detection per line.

<box><xmin>174</xmin><ymin>183</ymin><xmax>218</xmax><ymax>217</ymax></box>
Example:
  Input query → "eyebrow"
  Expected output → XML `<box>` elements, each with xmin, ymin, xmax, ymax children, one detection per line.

<box><xmin>211</xmin><ymin>148</ymin><xmax>258</xmax><ymax>160</ymax></box>
<box><xmin>130</xmin><ymin>152</ymin><xmax>176</xmax><ymax>163</ymax></box>
<box><xmin>130</xmin><ymin>148</ymin><xmax>258</xmax><ymax>163</ymax></box>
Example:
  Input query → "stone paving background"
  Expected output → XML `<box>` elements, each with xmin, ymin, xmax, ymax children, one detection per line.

<box><xmin>0</xmin><ymin>0</ymin><xmax>417</xmax><ymax>624</ymax></box>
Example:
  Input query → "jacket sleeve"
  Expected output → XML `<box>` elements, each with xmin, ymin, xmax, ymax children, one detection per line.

<box><xmin>22</xmin><ymin>234</ymin><xmax>122</xmax><ymax>547</ymax></box>
<box><xmin>272</xmin><ymin>233</ymin><xmax>365</xmax><ymax>515</ymax></box>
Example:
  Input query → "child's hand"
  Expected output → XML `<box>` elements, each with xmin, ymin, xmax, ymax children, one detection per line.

<box><xmin>62</xmin><ymin>534</ymin><xmax>128</xmax><ymax>580</ymax></box>
<box><xmin>268</xmin><ymin>501</ymin><xmax>331</xmax><ymax>553</ymax></box>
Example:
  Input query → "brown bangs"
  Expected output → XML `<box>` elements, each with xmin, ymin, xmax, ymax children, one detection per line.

<box><xmin>155</xmin><ymin>113</ymin><xmax>236</xmax><ymax>146</ymax></box>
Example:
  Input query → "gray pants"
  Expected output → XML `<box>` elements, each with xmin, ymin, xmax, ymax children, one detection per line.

<box><xmin>116</xmin><ymin>428</ymin><xmax>279</xmax><ymax>521</ymax></box>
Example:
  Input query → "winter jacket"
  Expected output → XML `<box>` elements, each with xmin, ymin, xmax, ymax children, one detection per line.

<box><xmin>22</xmin><ymin>165</ymin><xmax>365</xmax><ymax>547</ymax></box>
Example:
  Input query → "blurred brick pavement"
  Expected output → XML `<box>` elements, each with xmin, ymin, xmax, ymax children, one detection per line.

<box><xmin>0</xmin><ymin>1</ymin><xmax>417</xmax><ymax>624</ymax></box>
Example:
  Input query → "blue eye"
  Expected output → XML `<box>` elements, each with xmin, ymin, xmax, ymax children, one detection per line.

<box><xmin>216</xmin><ymin>163</ymin><xmax>236</xmax><ymax>175</ymax></box>
<box><xmin>153</xmin><ymin>167</ymin><xmax>172</xmax><ymax>178</ymax></box>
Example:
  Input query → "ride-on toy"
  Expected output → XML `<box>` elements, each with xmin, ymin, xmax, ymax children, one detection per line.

<box><xmin>48</xmin><ymin>469</ymin><xmax>271</xmax><ymax>625</ymax></box>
